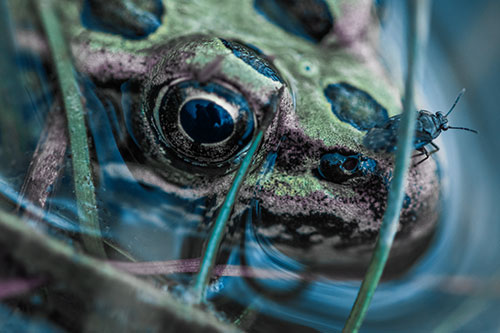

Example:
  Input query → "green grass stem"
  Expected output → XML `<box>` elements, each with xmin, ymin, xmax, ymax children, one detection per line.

<box><xmin>192</xmin><ymin>88</ymin><xmax>282</xmax><ymax>304</ymax></box>
<box><xmin>192</xmin><ymin>130</ymin><xmax>264</xmax><ymax>303</ymax></box>
<box><xmin>36</xmin><ymin>0</ymin><xmax>105</xmax><ymax>258</ymax></box>
<box><xmin>343</xmin><ymin>0</ymin><xmax>431</xmax><ymax>331</ymax></box>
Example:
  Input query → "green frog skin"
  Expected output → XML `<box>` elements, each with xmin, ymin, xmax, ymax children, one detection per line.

<box><xmin>14</xmin><ymin>0</ymin><xmax>440</xmax><ymax>278</ymax></box>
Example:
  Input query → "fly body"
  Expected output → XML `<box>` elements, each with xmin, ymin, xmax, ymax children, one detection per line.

<box><xmin>363</xmin><ymin>89</ymin><xmax>477</xmax><ymax>164</ymax></box>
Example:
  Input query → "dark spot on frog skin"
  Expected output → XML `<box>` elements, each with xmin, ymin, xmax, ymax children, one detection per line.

<box><xmin>219</xmin><ymin>39</ymin><xmax>283</xmax><ymax>82</ymax></box>
<box><xmin>254</xmin><ymin>0</ymin><xmax>334</xmax><ymax>43</ymax></box>
<box><xmin>324</xmin><ymin>82</ymin><xmax>389</xmax><ymax>131</ymax></box>
<box><xmin>81</xmin><ymin>0</ymin><xmax>164</xmax><ymax>39</ymax></box>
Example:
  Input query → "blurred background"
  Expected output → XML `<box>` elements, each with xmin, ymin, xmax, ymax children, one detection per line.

<box><xmin>429</xmin><ymin>1</ymin><xmax>500</xmax><ymax>330</ymax></box>
<box><xmin>370</xmin><ymin>0</ymin><xmax>500</xmax><ymax>331</ymax></box>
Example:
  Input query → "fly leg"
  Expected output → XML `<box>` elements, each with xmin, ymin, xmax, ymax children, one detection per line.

<box><xmin>415</xmin><ymin>142</ymin><xmax>440</xmax><ymax>166</ymax></box>
<box><xmin>412</xmin><ymin>147</ymin><xmax>427</xmax><ymax>158</ymax></box>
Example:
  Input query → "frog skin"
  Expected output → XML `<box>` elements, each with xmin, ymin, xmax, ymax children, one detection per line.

<box><xmin>14</xmin><ymin>0</ymin><xmax>440</xmax><ymax>278</ymax></box>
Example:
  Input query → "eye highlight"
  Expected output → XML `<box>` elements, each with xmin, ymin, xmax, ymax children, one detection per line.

<box><xmin>153</xmin><ymin>80</ymin><xmax>255</xmax><ymax>167</ymax></box>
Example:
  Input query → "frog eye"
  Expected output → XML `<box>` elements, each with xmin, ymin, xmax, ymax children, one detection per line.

<box><xmin>152</xmin><ymin>80</ymin><xmax>255</xmax><ymax>167</ymax></box>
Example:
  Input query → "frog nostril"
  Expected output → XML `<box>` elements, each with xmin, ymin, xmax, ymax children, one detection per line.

<box><xmin>318</xmin><ymin>153</ymin><xmax>358</xmax><ymax>183</ymax></box>
<box><xmin>317</xmin><ymin>153</ymin><xmax>377</xmax><ymax>184</ymax></box>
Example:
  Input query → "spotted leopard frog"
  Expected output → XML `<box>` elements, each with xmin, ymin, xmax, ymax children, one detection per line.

<box><xmin>13</xmin><ymin>0</ymin><xmax>441</xmax><ymax>279</ymax></box>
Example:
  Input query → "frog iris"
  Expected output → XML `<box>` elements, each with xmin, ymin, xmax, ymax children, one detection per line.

<box><xmin>153</xmin><ymin>80</ymin><xmax>255</xmax><ymax>167</ymax></box>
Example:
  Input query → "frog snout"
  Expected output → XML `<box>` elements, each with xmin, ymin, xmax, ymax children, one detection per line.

<box><xmin>237</xmin><ymin>92</ymin><xmax>441</xmax><ymax>279</ymax></box>
<box><xmin>241</xmin><ymin>124</ymin><xmax>440</xmax><ymax>279</ymax></box>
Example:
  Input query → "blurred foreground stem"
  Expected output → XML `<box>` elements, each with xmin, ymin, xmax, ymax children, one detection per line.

<box><xmin>343</xmin><ymin>0</ymin><xmax>431</xmax><ymax>331</ymax></box>
<box><xmin>36</xmin><ymin>0</ymin><xmax>105</xmax><ymax>257</ymax></box>
<box><xmin>0</xmin><ymin>208</ymin><xmax>238</xmax><ymax>332</ymax></box>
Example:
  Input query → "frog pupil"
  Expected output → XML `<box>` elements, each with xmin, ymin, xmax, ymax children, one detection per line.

<box><xmin>179</xmin><ymin>99</ymin><xmax>234</xmax><ymax>144</ymax></box>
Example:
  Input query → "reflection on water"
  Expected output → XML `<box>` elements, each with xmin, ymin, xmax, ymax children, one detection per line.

<box><xmin>1</xmin><ymin>0</ymin><xmax>500</xmax><ymax>332</ymax></box>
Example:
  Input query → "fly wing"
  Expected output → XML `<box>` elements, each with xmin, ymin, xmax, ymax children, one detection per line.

<box><xmin>363</xmin><ymin>116</ymin><xmax>400</xmax><ymax>152</ymax></box>
<box><xmin>363</xmin><ymin>127</ymin><xmax>398</xmax><ymax>152</ymax></box>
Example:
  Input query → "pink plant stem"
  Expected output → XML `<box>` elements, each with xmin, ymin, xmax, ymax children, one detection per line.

<box><xmin>0</xmin><ymin>277</ymin><xmax>45</xmax><ymax>299</ymax></box>
<box><xmin>109</xmin><ymin>258</ymin><xmax>297</xmax><ymax>280</ymax></box>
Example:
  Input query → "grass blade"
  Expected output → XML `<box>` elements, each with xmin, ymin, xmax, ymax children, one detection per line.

<box><xmin>192</xmin><ymin>89</ymin><xmax>282</xmax><ymax>303</ymax></box>
<box><xmin>0</xmin><ymin>208</ymin><xmax>240</xmax><ymax>332</ymax></box>
<box><xmin>36</xmin><ymin>0</ymin><xmax>105</xmax><ymax>257</ymax></box>
<box><xmin>343</xmin><ymin>0</ymin><xmax>431</xmax><ymax>331</ymax></box>
<box><xmin>17</xmin><ymin>100</ymin><xmax>67</xmax><ymax>214</ymax></box>
<box><xmin>191</xmin><ymin>130</ymin><xmax>264</xmax><ymax>303</ymax></box>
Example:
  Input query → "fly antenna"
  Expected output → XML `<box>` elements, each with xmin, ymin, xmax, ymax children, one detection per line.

<box><xmin>445</xmin><ymin>88</ymin><xmax>466</xmax><ymax>117</ymax></box>
<box><xmin>447</xmin><ymin>126</ymin><xmax>478</xmax><ymax>134</ymax></box>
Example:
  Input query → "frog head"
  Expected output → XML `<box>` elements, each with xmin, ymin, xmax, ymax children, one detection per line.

<box><xmin>58</xmin><ymin>0</ymin><xmax>440</xmax><ymax>278</ymax></box>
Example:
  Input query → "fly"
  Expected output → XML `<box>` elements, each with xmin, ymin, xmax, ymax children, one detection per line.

<box><xmin>363</xmin><ymin>89</ymin><xmax>477</xmax><ymax>164</ymax></box>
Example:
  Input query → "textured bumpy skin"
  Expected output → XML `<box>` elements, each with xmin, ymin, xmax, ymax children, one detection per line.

<box><xmin>15</xmin><ymin>0</ymin><xmax>441</xmax><ymax>278</ymax></box>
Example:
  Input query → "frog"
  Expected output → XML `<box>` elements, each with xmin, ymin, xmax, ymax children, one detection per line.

<box><xmin>12</xmin><ymin>0</ymin><xmax>441</xmax><ymax>281</ymax></box>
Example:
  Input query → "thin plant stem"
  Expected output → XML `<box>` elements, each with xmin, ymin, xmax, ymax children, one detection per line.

<box><xmin>192</xmin><ymin>89</ymin><xmax>283</xmax><ymax>303</ymax></box>
<box><xmin>343</xmin><ymin>0</ymin><xmax>431</xmax><ymax>331</ymax></box>
<box><xmin>192</xmin><ymin>130</ymin><xmax>264</xmax><ymax>303</ymax></box>
<box><xmin>36</xmin><ymin>0</ymin><xmax>105</xmax><ymax>257</ymax></box>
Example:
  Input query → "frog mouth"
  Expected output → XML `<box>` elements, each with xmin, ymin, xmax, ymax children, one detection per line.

<box><xmin>247</xmin><ymin>193</ymin><xmax>439</xmax><ymax>280</ymax></box>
